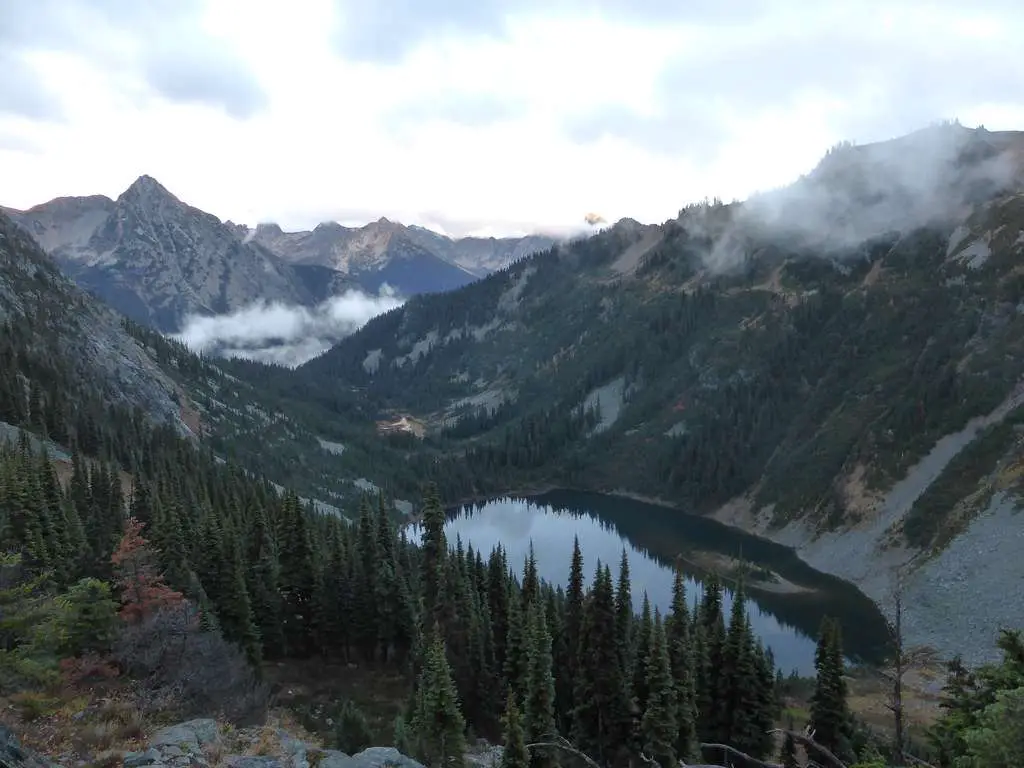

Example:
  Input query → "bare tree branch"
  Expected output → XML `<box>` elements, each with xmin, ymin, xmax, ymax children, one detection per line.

<box><xmin>525</xmin><ymin>738</ymin><xmax>603</xmax><ymax>768</ymax></box>
<box><xmin>699</xmin><ymin>742</ymin><xmax>783</xmax><ymax>768</ymax></box>
<box><xmin>904</xmin><ymin>754</ymin><xmax>939</xmax><ymax>768</ymax></box>
<box><xmin>767</xmin><ymin>728</ymin><xmax>848</xmax><ymax>768</ymax></box>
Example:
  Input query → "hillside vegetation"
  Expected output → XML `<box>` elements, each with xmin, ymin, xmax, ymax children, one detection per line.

<box><xmin>288</xmin><ymin>127</ymin><xmax>1024</xmax><ymax>615</ymax></box>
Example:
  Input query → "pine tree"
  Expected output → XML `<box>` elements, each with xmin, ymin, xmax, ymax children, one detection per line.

<box><xmin>614</xmin><ymin>549</ymin><xmax>634</xmax><ymax>676</ymax></box>
<box><xmin>500</xmin><ymin>693</ymin><xmax>530</xmax><ymax>768</ymax></box>
<box><xmin>411</xmin><ymin>626</ymin><xmax>468</xmax><ymax>768</ymax></box>
<box><xmin>809</xmin><ymin>617</ymin><xmax>854</xmax><ymax>763</ymax></box>
<box><xmin>523</xmin><ymin>598</ymin><xmax>558</xmax><ymax>768</ymax></box>
<box><xmin>420</xmin><ymin>484</ymin><xmax>448</xmax><ymax>631</ymax></box>
<box><xmin>695</xmin><ymin>574</ymin><xmax>726</xmax><ymax>740</ymax></box>
<box><xmin>110</xmin><ymin>517</ymin><xmax>183</xmax><ymax>623</ymax></box>
<box><xmin>640</xmin><ymin>611</ymin><xmax>677</xmax><ymax>768</ymax></box>
<box><xmin>505</xmin><ymin>585</ymin><xmax>530</xmax><ymax>706</ymax></box>
<box><xmin>665</xmin><ymin>568</ymin><xmax>698</xmax><ymax>761</ymax></box>
<box><xmin>573</xmin><ymin>563</ymin><xmax>631</xmax><ymax>767</ymax></box>
<box><xmin>633</xmin><ymin>593</ymin><xmax>654</xmax><ymax>712</ymax></box>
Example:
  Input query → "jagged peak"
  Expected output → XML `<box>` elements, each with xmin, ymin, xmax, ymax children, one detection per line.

<box><xmin>255</xmin><ymin>221</ymin><xmax>285</xmax><ymax>235</ymax></box>
<box><xmin>118</xmin><ymin>174</ymin><xmax>180</xmax><ymax>206</ymax></box>
<box><xmin>313</xmin><ymin>220</ymin><xmax>346</xmax><ymax>233</ymax></box>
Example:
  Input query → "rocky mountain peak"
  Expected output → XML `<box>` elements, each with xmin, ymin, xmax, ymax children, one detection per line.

<box><xmin>256</xmin><ymin>222</ymin><xmax>285</xmax><ymax>236</ymax></box>
<box><xmin>116</xmin><ymin>175</ymin><xmax>183</xmax><ymax>214</ymax></box>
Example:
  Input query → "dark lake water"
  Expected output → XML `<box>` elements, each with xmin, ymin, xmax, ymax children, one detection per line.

<box><xmin>430</xmin><ymin>490</ymin><xmax>891</xmax><ymax>676</ymax></box>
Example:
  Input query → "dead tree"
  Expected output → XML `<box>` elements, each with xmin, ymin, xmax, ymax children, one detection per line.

<box><xmin>881</xmin><ymin>576</ymin><xmax>937</xmax><ymax>767</ymax></box>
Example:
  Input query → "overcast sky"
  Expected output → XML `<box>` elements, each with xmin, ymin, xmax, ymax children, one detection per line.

<box><xmin>1</xmin><ymin>1</ymin><xmax>1022</xmax><ymax>238</ymax></box>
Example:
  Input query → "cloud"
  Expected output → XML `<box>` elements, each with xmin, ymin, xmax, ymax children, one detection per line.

<box><xmin>1</xmin><ymin>0</ymin><xmax>1022</xmax><ymax>242</ymax></box>
<box><xmin>0</xmin><ymin>0</ymin><xmax>265</xmax><ymax>121</ymax></box>
<box><xmin>172</xmin><ymin>286</ymin><xmax>404</xmax><ymax>367</ymax></box>
<box><xmin>683</xmin><ymin>122</ymin><xmax>1023</xmax><ymax>271</ymax></box>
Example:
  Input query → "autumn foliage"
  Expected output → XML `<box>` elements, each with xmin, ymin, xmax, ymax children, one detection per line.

<box><xmin>110</xmin><ymin>516</ymin><xmax>183</xmax><ymax>623</ymax></box>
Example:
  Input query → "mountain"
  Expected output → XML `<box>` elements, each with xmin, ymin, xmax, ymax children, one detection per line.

<box><xmin>0</xmin><ymin>208</ymin><xmax>192</xmax><ymax>432</ymax></box>
<box><xmin>298</xmin><ymin>123</ymin><xmax>1024</xmax><ymax>662</ymax></box>
<box><xmin>248</xmin><ymin>218</ymin><xmax>557</xmax><ymax>292</ymax></box>
<box><xmin>5</xmin><ymin>176</ymin><xmax>358</xmax><ymax>333</ymax></box>
<box><xmin>402</xmin><ymin>225</ymin><xmax>558</xmax><ymax>276</ymax></box>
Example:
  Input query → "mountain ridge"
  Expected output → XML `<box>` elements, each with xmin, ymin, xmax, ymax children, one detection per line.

<box><xmin>292</xmin><ymin>122</ymin><xmax>1024</xmax><ymax>664</ymax></box>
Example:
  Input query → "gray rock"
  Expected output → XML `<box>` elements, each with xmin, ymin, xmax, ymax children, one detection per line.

<box><xmin>348</xmin><ymin>748</ymin><xmax>425</xmax><ymax>768</ymax></box>
<box><xmin>150</xmin><ymin>719</ymin><xmax>220</xmax><ymax>754</ymax></box>
<box><xmin>223</xmin><ymin>757</ymin><xmax>285</xmax><ymax>768</ymax></box>
<box><xmin>123</xmin><ymin>748</ymin><xmax>162</xmax><ymax>767</ymax></box>
<box><xmin>313</xmin><ymin>751</ymin><xmax>352</xmax><ymax>768</ymax></box>
<box><xmin>0</xmin><ymin>725</ymin><xmax>61</xmax><ymax>768</ymax></box>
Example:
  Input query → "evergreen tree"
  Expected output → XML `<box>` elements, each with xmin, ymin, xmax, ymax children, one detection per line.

<box><xmin>500</xmin><ymin>693</ymin><xmax>530</xmax><ymax>768</ymax></box>
<box><xmin>505</xmin><ymin>586</ymin><xmax>530</xmax><ymax>706</ymax></box>
<box><xmin>719</xmin><ymin>582</ymin><xmax>759</xmax><ymax>750</ymax></box>
<box><xmin>809</xmin><ymin>617</ymin><xmax>854</xmax><ymax>763</ymax></box>
<box><xmin>665</xmin><ymin>568</ymin><xmax>698</xmax><ymax>761</ymax></box>
<box><xmin>573</xmin><ymin>563</ymin><xmax>631</xmax><ymax>767</ymax></box>
<box><xmin>614</xmin><ymin>549</ymin><xmax>634</xmax><ymax>676</ymax></box>
<box><xmin>633</xmin><ymin>593</ymin><xmax>653</xmax><ymax>712</ymax></box>
<box><xmin>523</xmin><ymin>598</ymin><xmax>558</xmax><ymax>768</ymax></box>
<box><xmin>640</xmin><ymin>611</ymin><xmax>677</xmax><ymax>768</ymax></box>
<box><xmin>411</xmin><ymin>627</ymin><xmax>468</xmax><ymax>768</ymax></box>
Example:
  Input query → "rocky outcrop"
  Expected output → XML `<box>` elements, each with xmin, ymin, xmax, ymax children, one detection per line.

<box><xmin>0</xmin><ymin>725</ymin><xmax>60</xmax><ymax>768</ymax></box>
<box><xmin>121</xmin><ymin>720</ymin><xmax>426</xmax><ymax>768</ymax></box>
<box><xmin>250</xmin><ymin>220</ymin><xmax>482</xmax><ymax>297</ymax></box>
<box><xmin>6</xmin><ymin>177</ymin><xmax>356</xmax><ymax>333</ymax></box>
<box><xmin>0</xmin><ymin>210</ymin><xmax>192</xmax><ymax>436</ymax></box>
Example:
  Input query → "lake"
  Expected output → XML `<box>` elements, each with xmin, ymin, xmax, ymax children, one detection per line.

<box><xmin>431</xmin><ymin>490</ymin><xmax>891</xmax><ymax>676</ymax></box>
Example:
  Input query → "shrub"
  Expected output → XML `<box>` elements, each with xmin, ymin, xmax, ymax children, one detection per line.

<box><xmin>112</xmin><ymin>600</ymin><xmax>269</xmax><ymax>724</ymax></box>
<box><xmin>55</xmin><ymin>578</ymin><xmax>119</xmax><ymax>656</ymax></box>
<box><xmin>10</xmin><ymin>690</ymin><xmax>58</xmax><ymax>721</ymax></box>
<box><xmin>333</xmin><ymin>699</ymin><xmax>373</xmax><ymax>754</ymax></box>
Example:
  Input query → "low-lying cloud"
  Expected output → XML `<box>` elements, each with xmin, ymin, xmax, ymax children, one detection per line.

<box><xmin>173</xmin><ymin>286</ymin><xmax>404</xmax><ymax>367</ymax></box>
<box><xmin>680</xmin><ymin>122</ymin><xmax>1024</xmax><ymax>272</ymax></box>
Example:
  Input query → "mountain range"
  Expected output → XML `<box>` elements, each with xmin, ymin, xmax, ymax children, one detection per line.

<box><xmin>3</xmin><ymin>121</ymin><xmax>1024</xmax><ymax>668</ymax></box>
<box><xmin>3</xmin><ymin>177</ymin><xmax>557</xmax><ymax>333</ymax></box>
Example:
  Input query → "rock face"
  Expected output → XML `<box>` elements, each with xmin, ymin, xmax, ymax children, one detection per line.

<box><xmin>5</xmin><ymin>177</ymin><xmax>356</xmax><ymax>333</ymax></box>
<box><xmin>250</xmin><ymin>220</ymin><xmax>481</xmax><ymax>297</ymax></box>
<box><xmin>121</xmin><ymin>719</ymin><xmax>425</xmax><ymax>768</ymax></box>
<box><xmin>249</xmin><ymin>219</ymin><xmax>557</xmax><ymax>294</ymax></box>
<box><xmin>0</xmin><ymin>725</ymin><xmax>59</xmax><ymax>768</ymax></box>
<box><xmin>5</xmin><ymin>177</ymin><xmax>558</xmax><ymax>332</ymax></box>
<box><xmin>0</xmin><ymin>209</ymin><xmax>191</xmax><ymax>434</ymax></box>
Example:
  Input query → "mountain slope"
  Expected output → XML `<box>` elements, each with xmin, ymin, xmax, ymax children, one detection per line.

<box><xmin>250</xmin><ymin>219</ymin><xmax>482</xmax><ymax>296</ymax></box>
<box><xmin>299</xmin><ymin>123</ymin><xmax>1024</xmax><ymax>661</ymax></box>
<box><xmin>6</xmin><ymin>177</ymin><xmax>358</xmax><ymax>332</ymax></box>
<box><xmin>250</xmin><ymin>218</ymin><xmax>557</xmax><ymax>291</ymax></box>
<box><xmin>0</xmin><ymin>208</ymin><xmax>191</xmax><ymax>433</ymax></box>
<box><xmin>402</xmin><ymin>225</ymin><xmax>558</xmax><ymax>276</ymax></box>
<box><xmin>0</xmin><ymin>206</ymin><xmax>422</xmax><ymax>516</ymax></box>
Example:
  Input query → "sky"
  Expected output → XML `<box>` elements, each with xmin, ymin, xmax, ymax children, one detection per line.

<box><xmin>1</xmin><ymin>0</ymin><xmax>1023</xmax><ymax>238</ymax></box>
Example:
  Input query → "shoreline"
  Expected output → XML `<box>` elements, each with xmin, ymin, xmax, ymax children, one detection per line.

<box><xmin>407</xmin><ymin>481</ymin><xmax>977</xmax><ymax>670</ymax></box>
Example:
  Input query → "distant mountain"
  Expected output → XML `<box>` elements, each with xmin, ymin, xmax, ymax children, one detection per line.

<box><xmin>5</xmin><ymin>176</ymin><xmax>355</xmax><ymax>333</ymax></box>
<box><xmin>248</xmin><ymin>218</ymin><xmax>558</xmax><ymax>293</ymax></box>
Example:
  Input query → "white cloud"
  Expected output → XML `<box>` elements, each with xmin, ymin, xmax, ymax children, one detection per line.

<box><xmin>172</xmin><ymin>286</ymin><xmax>404</xmax><ymax>367</ymax></box>
<box><xmin>0</xmin><ymin>0</ymin><xmax>1022</xmax><ymax>237</ymax></box>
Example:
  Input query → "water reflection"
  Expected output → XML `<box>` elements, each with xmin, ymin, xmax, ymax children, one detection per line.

<box><xmin>413</xmin><ymin>490</ymin><xmax>890</xmax><ymax>675</ymax></box>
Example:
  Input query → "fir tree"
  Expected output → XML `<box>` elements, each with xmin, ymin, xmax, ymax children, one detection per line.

<box><xmin>640</xmin><ymin>611</ymin><xmax>677</xmax><ymax>768</ymax></box>
<box><xmin>523</xmin><ymin>598</ymin><xmax>558</xmax><ymax>768</ymax></box>
<box><xmin>411</xmin><ymin>626</ymin><xmax>468</xmax><ymax>768</ymax></box>
<box><xmin>665</xmin><ymin>568</ymin><xmax>698</xmax><ymax>761</ymax></box>
<box><xmin>573</xmin><ymin>563</ymin><xmax>631</xmax><ymax>767</ymax></box>
<box><xmin>810</xmin><ymin>617</ymin><xmax>854</xmax><ymax>763</ymax></box>
<box><xmin>500</xmin><ymin>693</ymin><xmax>530</xmax><ymax>768</ymax></box>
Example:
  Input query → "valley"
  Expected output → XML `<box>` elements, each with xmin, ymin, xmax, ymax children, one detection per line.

<box><xmin>4</xmin><ymin>121</ymin><xmax>1024</xmax><ymax>768</ymax></box>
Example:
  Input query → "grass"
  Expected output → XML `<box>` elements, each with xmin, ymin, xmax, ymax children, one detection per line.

<box><xmin>263</xmin><ymin>659</ymin><xmax>412</xmax><ymax>747</ymax></box>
